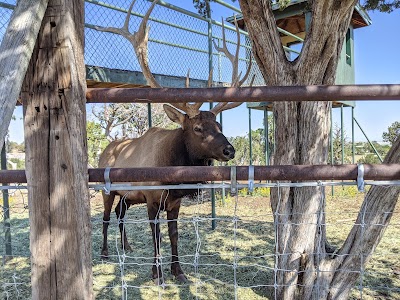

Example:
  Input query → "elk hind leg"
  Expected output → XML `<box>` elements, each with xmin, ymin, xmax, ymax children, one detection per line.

<box><xmin>115</xmin><ymin>197</ymin><xmax>133</xmax><ymax>252</ymax></box>
<box><xmin>167</xmin><ymin>207</ymin><xmax>187</xmax><ymax>283</ymax></box>
<box><xmin>148</xmin><ymin>204</ymin><xmax>163</xmax><ymax>285</ymax></box>
<box><xmin>102</xmin><ymin>191</ymin><xmax>117</xmax><ymax>258</ymax></box>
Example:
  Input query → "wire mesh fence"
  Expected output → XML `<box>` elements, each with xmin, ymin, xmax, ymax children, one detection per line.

<box><xmin>0</xmin><ymin>186</ymin><xmax>30</xmax><ymax>299</ymax></box>
<box><xmin>1</xmin><ymin>181</ymin><xmax>399</xmax><ymax>299</ymax></box>
<box><xmin>84</xmin><ymin>0</ymin><xmax>265</xmax><ymax>86</ymax></box>
<box><xmin>1</xmin><ymin>1</ymin><xmax>399</xmax><ymax>299</ymax></box>
<box><xmin>1</xmin><ymin>0</ymin><xmax>265</xmax><ymax>87</ymax></box>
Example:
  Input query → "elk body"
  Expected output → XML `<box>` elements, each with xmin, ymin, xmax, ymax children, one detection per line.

<box><xmin>96</xmin><ymin>0</ymin><xmax>253</xmax><ymax>284</ymax></box>
<box><xmin>99</xmin><ymin>104</ymin><xmax>235</xmax><ymax>283</ymax></box>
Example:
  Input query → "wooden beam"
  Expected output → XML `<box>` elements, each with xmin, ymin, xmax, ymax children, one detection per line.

<box><xmin>0</xmin><ymin>0</ymin><xmax>49</xmax><ymax>148</ymax></box>
<box><xmin>85</xmin><ymin>65</ymin><xmax>229</xmax><ymax>88</ymax></box>
<box><xmin>21</xmin><ymin>0</ymin><xmax>92</xmax><ymax>298</ymax></box>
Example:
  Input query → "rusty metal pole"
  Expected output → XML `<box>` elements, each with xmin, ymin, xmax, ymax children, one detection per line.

<box><xmin>86</xmin><ymin>84</ymin><xmax>400</xmax><ymax>104</ymax></box>
<box><xmin>1</xmin><ymin>164</ymin><xmax>400</xmax><ymax>184</ymax></box>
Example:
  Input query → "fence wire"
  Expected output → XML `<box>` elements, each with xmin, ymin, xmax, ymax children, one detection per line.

<box><xmin>84</xmin><ymin>0</ymin><xmax>264</xmax><ymax>86</ymax></box>
<box><xmin>1</xmin><ymin>181</ymin><xmax>399</xmax><ymax>299</ymax></box>
<box><xmin>1</xmin><ymin>0</ymin><xmax>264</xmax><ymax>87</ymax></box>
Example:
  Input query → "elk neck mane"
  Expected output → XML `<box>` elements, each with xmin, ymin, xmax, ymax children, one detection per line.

<box><xmin>149</xmin><ymin>125</ymin><xmax>213</xmax><ymax>167</ymax></box>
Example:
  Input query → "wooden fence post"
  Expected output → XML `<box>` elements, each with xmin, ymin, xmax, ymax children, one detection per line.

<box><xmin>21</xmin><ymin>0</ymin><xmax>92</xmax><ymax>298</ymax></box>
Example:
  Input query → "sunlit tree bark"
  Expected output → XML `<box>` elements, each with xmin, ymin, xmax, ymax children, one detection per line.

<box><xmin>238</xmin><ymin>0</ymin><xmax>400</xmax><ymax>298</ymax></box>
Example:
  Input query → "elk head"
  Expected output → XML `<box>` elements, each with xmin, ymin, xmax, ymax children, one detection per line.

<box><xmin>163</xmin><ymin>104</ymin><xmax>234</xmax><ymax>163</ymax></box>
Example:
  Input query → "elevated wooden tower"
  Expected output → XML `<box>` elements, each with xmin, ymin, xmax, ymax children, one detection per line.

<box><xmin>229</xmin><ymin>1</ymin><xmax>372</xmax><ymax>110</ymax></box>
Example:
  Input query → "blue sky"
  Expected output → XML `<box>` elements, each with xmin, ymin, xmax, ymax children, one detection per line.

<box><xmin>6</xmin><ymin>1</ymin><xmax>400</xmax><ymax>143</ymax></box>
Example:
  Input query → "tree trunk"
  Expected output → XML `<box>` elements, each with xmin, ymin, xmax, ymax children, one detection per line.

<box><xmin>239</xmin><ymin>0</ymin><xmax>399</xmax><ymax>299</ymax></box>
<box><xmin>326</xmin><ymin>136</ymin><xmax>400</xmax><ymax>299</ymax></box>
<box><xmin>0</xmin><ymin>0</ymin><xmax>49</xmax><ymax>149</ymax></box>
<box><xmin>21</xmin><ymin>0</ymin><xmax>92</xmax><ymax>299</ymax></box>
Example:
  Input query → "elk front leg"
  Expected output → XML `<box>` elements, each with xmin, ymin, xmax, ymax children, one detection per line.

<box><xmin>167</xmin><ymin>207</ymin><xmax>187</xmax><ymax>283</ymax></box>
<box><xmin>101</xmin><ymin>191</ymin><xmax>117</xmax><ymax>258</ymax></box>
<box><xmin>115</xmin><ymin>198</ymin><xmax>132</xmax><ymax>252</ymax></box>
<box><xmin>148</xmin><ymin>205</ymin><xmax>163</xmax><ymax>285</ymax></box>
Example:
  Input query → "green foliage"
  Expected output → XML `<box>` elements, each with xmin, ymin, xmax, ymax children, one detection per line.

<box><xmin>333</xmin><ymin>186</ymin><xmax>360</xmax><ymax>198</ymax></box>
<box><xmin>363</xmin><ymin>0</ymin><xmax>400</xmax><ymax>12</ymax></box>
<box><xmin>277</xmin><ymin>0</ymin><xmax>292</xmax><ymax>10</ymax></box>
<box><xmin>253</xmin><ymin>187</ymin><xmax>270</xmax><ymax>197</ymax></box>
<box><xmin>357</xmin><ymin>141</ymin><xmax>389</xmax><ymax>163</ymax></box>
<box><xmin>237</xmin><ymin>186</ymin><xmax>270</xmax><ymax>197</ymax></box>
<box><xmin>7</xmin><ymin>141</ymin><xmax>24</xmax><ymax>153</ymax></box>
<box><xmin>382</xmin><ymin>121</ymin><xmax>400</xmax><ymax>145</ymax></box>
<box><xmin>215</xmin><ymin>186</ymin><xmax>270</xmax><ymax>206</ymax></box>
<box><xmin>192</xmin><ymin>0</ymin><xmax>210</xmax><ymax>16</ymax></box>
<box><xmin>358</xmin><ymin>153</ymin><xmax>381</xmax><ymax>164</ymax></box>
<box><xmin>238</xmin><ymin>187</ymin><xmax>249</xmax><ymax>197</ymax></box>
<box><xmin>228</xmin><ymin>128</ymin><xmax>269</xmax><ymax>165</ymax></box>
<box><xmin>215</xmin><ymin>191</ymin><xmax>235</xmax><ymax>206</ymax></box>
<box><xmin>329</xmin><ymin>123</ymin><xmax>390</xmax><ymax>164</ymax></box>
<box><xmin>7</xmin><ymin>158</ymin><xmax>25</xmax><ymax>170</ymax></box>
<box><xmin>87</xmin><ymin>121</ymin><xmax>109</xmax><ymax>167</ymax></box>
<box><xmin>228</xmin><ymin>114</ymin><xmax>274</xmax><ymax>166</ymax></box>
<box><xmin>329</xmin><ymin>123</ymin><xmax>352</xmax><ymax>164</ymax></box>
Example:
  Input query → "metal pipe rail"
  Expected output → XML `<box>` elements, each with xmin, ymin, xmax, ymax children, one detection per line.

<box><xmin>1</xmin><ymin>164</ymin><xmax>399</xmax><ymax>184</ymax></box>
<box><xmin>86</xmin><ymin>84</ymin><xmax>400</xmax><ymax>104</ymax></box>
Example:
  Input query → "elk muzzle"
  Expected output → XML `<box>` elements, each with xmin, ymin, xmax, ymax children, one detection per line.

<box><xmin>222</xmin><ymin>144</ymin><xmax>235</xmax><ymax>160</ymax></box>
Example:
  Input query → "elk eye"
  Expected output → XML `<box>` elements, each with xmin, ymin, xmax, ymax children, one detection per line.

<box><xmin>194</xmin><ymin>126</ymin><xmax>202</xmax><ymax>133</ymax></box>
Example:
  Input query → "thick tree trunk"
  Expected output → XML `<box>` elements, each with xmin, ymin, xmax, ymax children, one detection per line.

<box><xmin>0</xmin><ymin>0</ymin><xmax>49</xmax><ymax>148</ymax></box>
<box><xmin>21</xmin><ymin>0</ymin><xmax>92</xmax><ymax>299</ymax></box>
<box><xmin>238</xmin><ymin>0</ymin><xmax>399</xmax><ymax>299</ymax></box>
<box><xmin>326</xmin><ymin>136</ymin><xmax>400</xmax><ymax>299</ymax></box>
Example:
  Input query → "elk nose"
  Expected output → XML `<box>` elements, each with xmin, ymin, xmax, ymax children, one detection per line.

<box><xmin>223</xmin><ymin>145</ymin><xmax>235</xmax><ymax>159</ymax></box>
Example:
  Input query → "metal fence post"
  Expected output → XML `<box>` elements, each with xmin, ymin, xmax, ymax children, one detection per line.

<box><xmin>206</xmin><ymin>0</ymin><xmax>217</xmax><ymax>230</ymax></box>
<box><xmin>147</xmin><ymin>103</ymin><xmax>152</xmax><ymax>128</ymax></box>
<box><xmin>341</xmin><ymin>105</ymin><xmax>344</xmax><ymax>164</ymax></box>
<box><xmin>1</xmin><ymin>141</ymin><xmax>12</xmax><ymax>257</ymax></box>
<box><xmin>352</xmin><ymin>107</ymin><xmax>355</xmax><ymax>164</ymax></box>
<box><xmin>249</xmin><ymin>108</ymin><xmax>253</xmax><ymax>165</ymax></box>
<box><xmin>330</xmin><ymin>107</ymin><xmax>334</xmax><ymax>196</ymax></box>
<box><xmin>264</xmin><ymin>109</ymin><xmax>269</xmax><ymax>165</ymax></box>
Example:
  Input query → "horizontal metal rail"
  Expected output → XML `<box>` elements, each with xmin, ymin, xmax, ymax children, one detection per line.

<box><xmin>86</xmin><ymin>0</ymin><xmax>301</xmax><ymax>54</ymax></box>
<box><xmin>90</xmin><ymin>180</ymin><xmax>400</xmax><ymax>191</ymax></box>
<box><xmin>2</xmin><ymin>180</ymin><xmax>400</xmax><ymax>191</ymax></box>
<box><xmin>1</xmin><ymin>164</ymin><xmax>399</xmax><ymax>184</ymax></box>
<box><xmin>86</xmin><ymin>84</ymin><xmax>400</xmax><ymax>104</ymax></box>
<box><xmin>0</xmin><ymin>1</ymin><xmax>13</xmax><ymax>9</ymax></box>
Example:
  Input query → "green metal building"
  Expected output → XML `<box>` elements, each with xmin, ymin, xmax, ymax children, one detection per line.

<box><xmin>227</xmin><ymin>1</ymin><xmax>372</xmax><ymax>165</ymax></box>
<box><xmin>232</xmin><ymin>0</ymin><xmax>372</xmax><ymax>111</ymax></box>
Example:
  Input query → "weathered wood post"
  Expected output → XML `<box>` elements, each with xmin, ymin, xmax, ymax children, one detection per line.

<box><xmin>0</xmin><ymin>0</ymin><xmax>49</xmax><ymax>149</ymax></box>
<box><xmin>21</xmin><ymin>0</ymin><xmax>92</xmax><ymax>298</ymax></box>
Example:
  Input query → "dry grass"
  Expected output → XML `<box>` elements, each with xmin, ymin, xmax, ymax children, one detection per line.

<box><xmin>1</xmin><ymin>185</ymin><xmax>399</xmax><ymax>299</ymax></box>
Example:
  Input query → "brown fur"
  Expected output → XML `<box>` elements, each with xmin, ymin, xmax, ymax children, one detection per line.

<box><xmin>98</xmin><ymin>106</ymin><xmax>235</xmax><ymax>283</ymax></box>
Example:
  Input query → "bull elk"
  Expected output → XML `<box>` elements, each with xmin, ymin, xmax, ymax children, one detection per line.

<box><xmin>97</xmin><ymin>0</ymin><xmax>253</xmax><ymax>284</ymax></box>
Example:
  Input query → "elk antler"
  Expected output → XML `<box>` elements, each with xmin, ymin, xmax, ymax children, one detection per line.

<box><xmin>96</xmin><ymin>0</ymin><xmax>205</xmax><ymax>118</ymax></box>
<box><xmin>96</xmin><ymin>0</ymin><xmax>161</xmax><ymax>88</ymax></box>
<box><xmin>168</xmin><ymin>69</ymin><xmax>205</xmax><ymax>117</ymax></box>
<box><xmin>211</xmin><ymin>16</ymin><xmax>254</xmax><ymax>116</ymax></box>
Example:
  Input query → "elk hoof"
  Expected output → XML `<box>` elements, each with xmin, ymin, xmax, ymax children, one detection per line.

<box><xmin>122</xmin><ymin>244</ymin><xmax>133</xmax><ymax>252</ymax></box>
<box><xmin>101</xmin><ymin>250</ymin><xmax>109</xmax><ymax>259</ymax></box>
<box><xmin>175</xmin><ymin>274</ymin><xmax>188</xmax><ymax>283</ymax></box>
<box><xmin>153</xmin><ymin>277</ymin><xmax>164</xmax><ymax>286</ymax></box>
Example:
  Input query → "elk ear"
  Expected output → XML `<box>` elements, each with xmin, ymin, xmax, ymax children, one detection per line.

<box><xmin>163</xmin><ymin>104</ymin><xmax>186</xmax><ymax>125</ymax></box>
